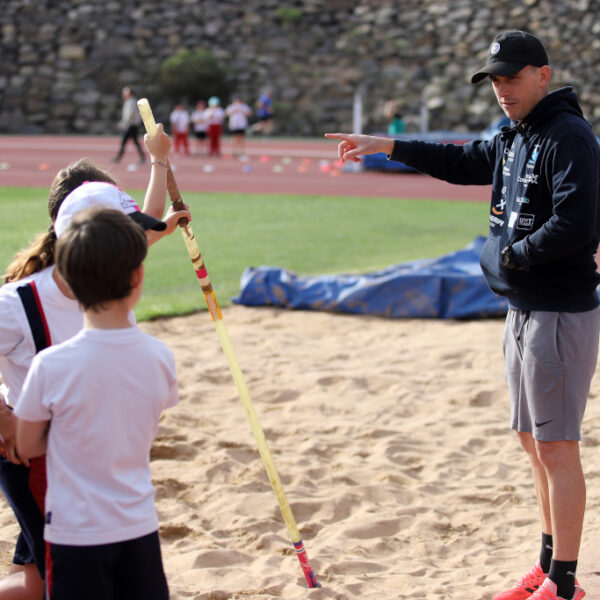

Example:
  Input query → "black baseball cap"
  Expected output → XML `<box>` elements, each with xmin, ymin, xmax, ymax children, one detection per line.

<box><xmin>471</xmin><ymin>31</ymin><xmax>549</xmax><ymax>84</ymax></box>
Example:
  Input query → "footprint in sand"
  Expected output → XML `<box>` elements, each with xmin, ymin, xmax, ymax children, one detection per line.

<box><xmin>345</xmin><ymin>517</ymin><xmax>403</xmax><ymax>540</ymax></box>
<box><xmin>151</xmin><ymin>443</ymin><xmax>197</xmax><ymax>461</ymax></box>
<box><xmin>192</xmin><ymin>549</ymin><xmax>252</xmax><ymax>568</ymax></box>
<box><xmin>154</xmin><ymin>478</ymin><xmax>187</xmax><ymax>500</ymax></box>
<box><xmin>469</xmin><ymin>389</ymin><xmax>504</xmax><ymax>407</ymax></box>
<box><xmin>159</xmin><ymin>522</ymin><xmax>193</xmax><ymax>541</ymax></box>
<box><xmin>217</xmin><ymin>440</ymin><xmax>258</xmax><ymax>464</ymax></box>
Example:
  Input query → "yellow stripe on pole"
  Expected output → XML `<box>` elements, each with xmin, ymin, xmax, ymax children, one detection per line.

<box><xmin>212</xmin><ymin>319</ymin><xmax>301</xmax><ymax>543</ymax></box>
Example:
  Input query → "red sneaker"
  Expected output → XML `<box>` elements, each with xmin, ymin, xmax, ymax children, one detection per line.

<box><xmin>493</xmin><ymin>561</ymin><xmax>547</xmax><ymax>600</ymax></box>
<box><xmin>529</xmin><ymin>578</ymin><xmax>585</xmax><ymax>600</ymax></box>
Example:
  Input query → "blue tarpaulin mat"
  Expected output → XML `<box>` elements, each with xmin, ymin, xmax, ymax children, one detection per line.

<box><xmin>233</xmin><ymin>237</ymin><xmax>509</xmax><ymax>319</ymax></box>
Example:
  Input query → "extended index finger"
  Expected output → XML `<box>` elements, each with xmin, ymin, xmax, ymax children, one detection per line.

<box><xmin>324</xmin><ymin>133</ymin><xmax>352</xmax><ymax>162</ymax></box>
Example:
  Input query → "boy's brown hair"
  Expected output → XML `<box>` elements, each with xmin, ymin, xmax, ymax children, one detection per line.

<box><xmin>56</xmin><ymin>206</ymin><xmax>147</xmax><ymax>311</ymax></box>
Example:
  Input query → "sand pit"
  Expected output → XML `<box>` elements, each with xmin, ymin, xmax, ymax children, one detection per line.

<box><xmin>2</xmin><ymin>306</ymin><xmax>600</xmax><ymax>599</ymax></box>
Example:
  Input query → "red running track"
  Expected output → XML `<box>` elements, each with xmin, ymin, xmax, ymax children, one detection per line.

<box><xmin>0</xmin><ymin>135</ymin><xmax>491</xmax><ymax>202</ymax></box>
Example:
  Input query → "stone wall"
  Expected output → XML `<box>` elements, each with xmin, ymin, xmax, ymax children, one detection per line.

<box><xmin>1</xmin><ymin>0</ymin><xmax>599</xmax><ymax>136</ymax></box>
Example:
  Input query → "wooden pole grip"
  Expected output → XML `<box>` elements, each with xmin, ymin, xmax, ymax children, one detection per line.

<box><xmin>166</xmin><ymin>165</ymin><xmax>188</xmax><ymax>226</ymax></box>
<box><xmin>166</xmin><ymin>167</ymin><xmax>183</xmax><ymax>209</ymax></box>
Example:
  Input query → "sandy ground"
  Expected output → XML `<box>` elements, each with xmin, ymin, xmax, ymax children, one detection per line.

<box><xmin>4</xmin><ymin>306</ymin><xmax>600</xmax><ymax>598</ymax></box>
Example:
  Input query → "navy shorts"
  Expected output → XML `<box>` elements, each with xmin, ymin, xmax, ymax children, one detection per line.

<box><xmin>47</xmin><ymin>531</ymin><xmax>168</xmax><ymax>600</ymax></box>
<box><xmin>0</xmin><ymin>456</ymin><xmax>46</xmax><ymax>577</ymax></box>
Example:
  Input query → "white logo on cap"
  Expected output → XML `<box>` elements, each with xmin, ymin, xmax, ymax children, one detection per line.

<box><xmin>118</xmin><ymin>188</ymin><xmax>137</xmax><ymax>213</ymax></box>
<box><xmin>490</xmin><ymin>42</ymin><xmax>500</xmax><ymax>55</ymax></box>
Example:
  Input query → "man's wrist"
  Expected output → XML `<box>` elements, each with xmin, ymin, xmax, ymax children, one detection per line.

<box><xmin>382</xmin><ymin>138</ymin><xmax>395</xmax><ymax>156</ymax></box>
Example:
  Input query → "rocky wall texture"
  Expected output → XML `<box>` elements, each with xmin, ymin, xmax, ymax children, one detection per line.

<box><xmin>1</xmin><ymin>0</ymin><xmax>599</xmax><ymax>136</ymax></box>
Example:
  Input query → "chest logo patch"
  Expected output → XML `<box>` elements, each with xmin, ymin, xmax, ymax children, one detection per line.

<box><xmin>516</xmin><ymin>214</ymin><xmax>535</xmax><ymax>230</ymax></box>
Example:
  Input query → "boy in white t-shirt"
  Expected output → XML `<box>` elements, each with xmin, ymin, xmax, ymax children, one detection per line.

<box><xmin>15</xmin><ymin>205</ymin><xmax>178</xmax><ymax>599</ymax></box>
<box><xmin>225</xmin><ymin>97</ymin><xmax>252</xmax><ymax>156</ymax></box>
<box><xmin>169</xmin><ymin>102</ymin><xmax>190</xmax><ymax>155</ymax></box>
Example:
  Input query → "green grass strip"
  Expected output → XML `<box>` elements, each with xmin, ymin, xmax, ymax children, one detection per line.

<box><xmin>0</xmin><ymin>187</ymin><xmax>488</xmax><ymax>320</ymax></box>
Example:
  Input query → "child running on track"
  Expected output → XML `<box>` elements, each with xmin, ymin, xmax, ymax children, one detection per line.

<box><xmin>16</xmin><ymin>205</ymin><xmax>178</xmax><ymax>600</ymax></box>
<box><xmin>0</xmin><ymin>124</ymin><xmax>188</xmax><ymax>599</ymax></box>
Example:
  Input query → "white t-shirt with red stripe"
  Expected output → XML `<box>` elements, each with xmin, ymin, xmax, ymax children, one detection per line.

<box><xmin>16</xmin><ymin>326</ymin><xmax>179</xmax><ymax>545</ymax></box>
<box><xmin>0</xmin><ymin>266</ymin><xmax>81</xmax><ymax>406</ymax></box>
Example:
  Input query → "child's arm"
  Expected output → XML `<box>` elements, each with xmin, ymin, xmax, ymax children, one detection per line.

<box><xmin>0</xmin><ymin>400</ymin><xmax>28</xmax><ymax>465</ymax></box>
<box><xmin>16</xmin><ymin>418</ymin><xmax>49</xmax><ymax>460</ymax></box>
<box><xmin>14</xmin><ymin>356</ymin><xmax>51</xmax><ymax>460</ymax></box>
<box><xmin>141</xmin><ymin>123</ymin><xmax>172</xmax><ymax>220</ymax></box>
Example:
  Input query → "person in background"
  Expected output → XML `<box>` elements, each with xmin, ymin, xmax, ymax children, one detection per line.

<box><xmin>387</xmin><ymin>111</ymin><xmax>405</xmax><ymax>136</ymax></box>
<box><xmin>253</xmin><ymin>89</ymin><xmax>274</xmax><ymax>136</ymax></box>
<box><xmin>169</xmin><ymin>102</ymin><xmax>190</xmax><ymax>156</ymax></box>
<box><xmin>384</xmin><ymin>99</ymin><xmax>405</xmax><ymax>136</ymax></box>
<box><xmin>225</xmin><ymin>96</ymin><xmax>252</xmax><ymax>156</ymax></box>
<box><xmin>191</xmin><ymin>100</ymin><xmax>208</xmax><ymax>155</ymax></box>
<box><xmin>113</xmin><ymin>87</ymin><xmax>145</xmax><ymax>164</ymax></box>
<box><xmin>205</xmin><ymin>96</ymin><xmax>225</xmax><ymax>157</ymax></box>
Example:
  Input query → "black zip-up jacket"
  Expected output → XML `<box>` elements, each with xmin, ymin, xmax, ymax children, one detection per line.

<box><xmin>389</xmin><ymin>87</ymin><xmax>600</xmax><ymax>312</ymax></box>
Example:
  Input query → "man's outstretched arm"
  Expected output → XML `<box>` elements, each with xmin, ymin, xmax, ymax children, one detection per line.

<box><xmin>325</xmin><ymin>133</ymin><xmax>394</xmax><ymax>163</ymax></box>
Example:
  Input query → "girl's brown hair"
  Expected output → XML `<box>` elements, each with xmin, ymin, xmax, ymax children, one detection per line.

<box><xmin>3</xmin><ymin>159</ymin><xmax>116</xmax><ymax>283</ymax></box>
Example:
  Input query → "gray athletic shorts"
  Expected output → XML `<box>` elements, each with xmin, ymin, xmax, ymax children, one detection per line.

<box><xmin>503</xmin><ymin>306</ymin><xmax>600</xmax><ymax>441</ymax></box>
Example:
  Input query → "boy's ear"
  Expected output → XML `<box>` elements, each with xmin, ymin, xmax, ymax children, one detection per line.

<box><xmin>130</xmin><ymin>264</ymin><xmax>144</xmax><ymax>289</ymax></box>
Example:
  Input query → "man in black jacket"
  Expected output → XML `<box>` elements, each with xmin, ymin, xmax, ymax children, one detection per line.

<box><xmin>326</xmin><ymin>31</ymin><xmax>600</xmax><ymax>600</ymax></box>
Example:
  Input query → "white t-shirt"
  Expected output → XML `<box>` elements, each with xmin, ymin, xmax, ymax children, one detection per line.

<box><xmin>204</xmin><ymin>106</ymin><xmax>224</xmax><ymax>126</ymax></box>
<box><xmin>16</xmin><ymin>326</ymin><xmax>179</xmax><ymax>545</ymax></box>
<box><xmin>169</xmin><ymin>108</ymin><xmax>190</xmax><ymax>133</ymax></box>
<box><xmin>191</xmin><ymin>109</ymin><xmax>208</xmax><ymax>132</ymax></box>
<box><xmin>225</xmin><ymin>102</ymin><xmax>251</xmax><ymax>131</ymax></box>
<box><xmin>0</xmin><ymin>266</ymin><xmax>81</xmax><ymax>406</ymax></box>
